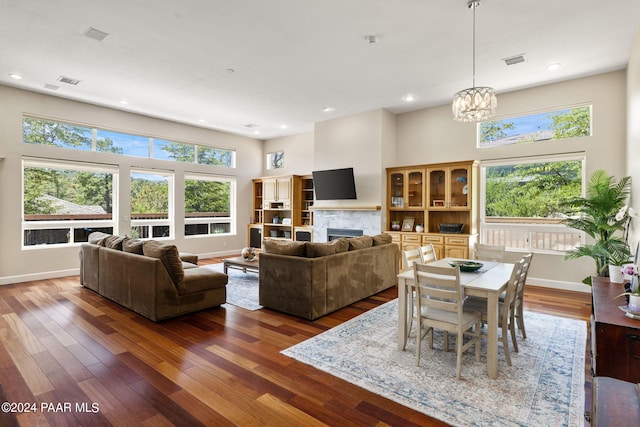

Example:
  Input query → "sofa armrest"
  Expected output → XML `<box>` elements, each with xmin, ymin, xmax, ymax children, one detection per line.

<box><xmin>259</xmin><ymin>253</ymin><xmax>328</xmax><ymax>319</ymax></box>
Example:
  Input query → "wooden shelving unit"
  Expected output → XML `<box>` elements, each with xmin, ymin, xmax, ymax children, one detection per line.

<box><xmin>249</xmin><ymin>174</ymin><xmax>314</xmax><ymax>247</ymax></box>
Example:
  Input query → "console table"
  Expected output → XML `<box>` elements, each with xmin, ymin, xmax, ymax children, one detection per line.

<box><xmin>591</xmin><ymin>276</ymin><xmax>640</xmax><ymax>382</ymax></box>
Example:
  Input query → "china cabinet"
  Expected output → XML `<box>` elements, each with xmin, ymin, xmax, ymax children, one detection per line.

<box><xmin>386</xmin><ymin>160</ymin><xmax>477</xmax><ymax>266</ymax></box>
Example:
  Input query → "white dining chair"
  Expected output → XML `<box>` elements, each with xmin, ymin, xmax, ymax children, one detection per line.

<box><xmin>465</xmin><ymin>258</ymin><xmax>525</xmax><ymax>366</ymax></box>
<box><xmin>474</xmin><ymin>243</ymin><xmax>506</xmax><ymax>262</ymax></box>
<box><xmin>413</xmin><ymin>263</ymin><xmax>481</xmax><ymax>379</ymax></box>
<box><xmin>402</xmin><ymin>248</ymin><xmax>421</xmax><ymax>271</ymax></box>
<box><xmin>418</xmin><ymin>244</ymin><xmax>437</xmax><ymax>264</ymax></box>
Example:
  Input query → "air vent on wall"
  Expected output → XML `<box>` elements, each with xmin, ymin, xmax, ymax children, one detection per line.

<box><xmin>57</xmin><ymin>76</ymin><xmax>81</xmax><ymax>85</ymax></box>
<box><xmin>503</xmin><ymin>54</ymin><xmax>526</xmax><ymax>66</ymax></box>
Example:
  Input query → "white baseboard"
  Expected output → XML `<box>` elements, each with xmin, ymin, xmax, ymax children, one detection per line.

<box><xmin>526</xmin><ymin>276</ymin><xmax>592</xmax><ymax>293</ymax></box>
<box><xmin>0</xmin><ymin>268</ymin><xmax>80</xmax><ymax>286</ymax></box>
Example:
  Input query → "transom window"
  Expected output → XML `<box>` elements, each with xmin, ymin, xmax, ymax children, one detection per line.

<box><xmin>23</xmin><ymin>116</ymin><xmax>235</xmax><ymax>167</ymax></box>
<box><xmin>478</xmin><ymin>105</ymin><xmax>591</xmax><ymax>148</ymax></box>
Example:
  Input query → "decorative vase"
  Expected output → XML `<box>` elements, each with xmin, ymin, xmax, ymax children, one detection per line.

<box><xmin>415</xmin><ymin>224</ymin><xmax>424</xmax><ymax>233</ymax></box>
<box><xmin>609</xmin><ymin>264</ymin><xmax>625</xmax><ymax>283</ymax></box>
<box><xmin>629</xmin><ymin>294</ymin><xmax>640</xmax><ymax>313</ymax></box>
<box><xmin>391</xmin><ymin>222</ymin><xmax>401</xmax><ymax>231</ymax></box>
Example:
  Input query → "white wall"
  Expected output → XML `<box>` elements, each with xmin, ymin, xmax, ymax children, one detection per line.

<box><xmin>313</xmin><ymin>109</ymin><xmax>396</xmax><ymax>209</ymax></box>
<box><xmin>396</xmin><ymin>71</ymin><xmax>628</xmax><ymax>289</ymax></box>
<box><xmin>627</xmin><ymin>29</ymin><xmax>640</xmax><ymax>249</ymax></box>
<box><xmin>262</xmin><ymin>131</ymin><xmax>314</xmax><ymax>176</ymax></box>
<box><xmin>0</xmin><ymin>86</ymin><xmax>263</xmax><ymax>284</ymax></box>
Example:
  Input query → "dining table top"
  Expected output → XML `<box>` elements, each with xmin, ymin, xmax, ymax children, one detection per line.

<box><xmin>397</xmin><ymin>258</ymin><xmax>514</xmax><ymax>290</ymax></box>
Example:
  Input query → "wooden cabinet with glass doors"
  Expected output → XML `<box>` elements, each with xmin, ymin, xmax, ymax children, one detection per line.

<box><xmin>386</xmin><ymin>160</ymin><xmax>478</xmax><ymax>262</ymax></box>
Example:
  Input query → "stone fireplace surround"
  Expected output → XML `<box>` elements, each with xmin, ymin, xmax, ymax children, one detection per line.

<box><xmin>313</xmin><ymin>209</ymin><xmax>382</xmax><ymax>242</ymax></box>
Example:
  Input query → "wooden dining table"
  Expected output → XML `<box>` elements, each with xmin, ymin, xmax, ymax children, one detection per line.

<box><xmin>397</xmin><ymin>258</ymin><xmax>515</xmax><ymax>379</ymax></box>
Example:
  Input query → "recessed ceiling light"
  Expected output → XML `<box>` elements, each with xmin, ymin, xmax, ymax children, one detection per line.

<box><xmin>364</xmin><ymin>35</ymin><xmax>378</xmax><ymax>44</ymax></box>
<box><xmin>9</xmin><ymin>73</ymin><xmax>22</xmax><ymax>80</ymax></box>
<box><xmin>199</xmin><ymin>118</ymin><xmax>206</xmax><ymax>123</ymax></box>
<box><xmin>546</xmin><ymin>62</ymin><xmax>561</xmax><ymax>71</ymax></box>
<box><xmin>403</xmin><ymin>94</ymin><xmax>416</xmax><ymax>102</ymax></box>
<box><xmin>279</xmin><ymin>124</ymin><xmax>288</xmax><ymax>129</ymax></box>
<box><xmin>322</xmin><ymin>107</ymin><xmax>335</xmax><ymax>112</ymax></box>
<box><xmin>119</xmin><ymin>99</ymin><xmax>129</xmax><ymax>105</ymax></box>
<box><xmin>253</xmin><ymin>130</ymin><xmax>260</xmax><ymax>135</ymax></box>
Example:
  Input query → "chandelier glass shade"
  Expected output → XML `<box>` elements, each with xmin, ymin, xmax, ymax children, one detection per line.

<box><xmin>452</xmin><ymin>0</ymin><xmax>496</xmax><ymax>122</ymax></box>
<box><xmin>452</xmin><ymin>86</ymin><xmax>497</xmax><ymax>122</ymax></box>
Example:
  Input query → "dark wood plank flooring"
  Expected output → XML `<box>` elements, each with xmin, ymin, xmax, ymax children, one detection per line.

<box><xmin>0</xmin><ymin>257</ymin><xmax>592</xmax><ymax>426</ymax></box>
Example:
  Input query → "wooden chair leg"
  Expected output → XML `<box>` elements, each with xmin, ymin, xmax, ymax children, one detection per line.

<box><xmin>517</xmin><ymin>304</ymin><xmax>527</xmax><ymax>338</ymax></box>
<box><xmin>501</xmin><ymin>324</ymin><xmax>512</xmax><ymax>366</ymax></box>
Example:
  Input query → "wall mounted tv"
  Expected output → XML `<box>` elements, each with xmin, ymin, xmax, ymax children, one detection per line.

<box><xmin>312</xmin><ymin>167</ymin><xmax>357</xmax><ymax>200</ymax></box>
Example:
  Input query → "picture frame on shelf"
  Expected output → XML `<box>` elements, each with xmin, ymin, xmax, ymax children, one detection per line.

<box><xmin>402</xmin><ymin>217</ymin><xmax>415</xmax><ymax>231</ymax></box>
<box><xmin>391</xmin><ymin>197</ymin><xmax>404</xmax><ymax>207</ymax></box>
<box><xmin>433</xmin><ymin>200</ymin><xmax>445</xmax><ymax>207</ymax></box>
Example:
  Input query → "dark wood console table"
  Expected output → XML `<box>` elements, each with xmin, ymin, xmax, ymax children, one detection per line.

<box><xmin>591</xmin><ymin>276</ymin><xmax>640</xmax><ymax>382</ymax></box>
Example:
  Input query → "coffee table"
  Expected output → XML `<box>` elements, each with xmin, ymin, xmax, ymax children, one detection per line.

<box><xmin>223</xmin><ymin>256</ymin><xmax>260</xmax><ymax>274</ymax></box>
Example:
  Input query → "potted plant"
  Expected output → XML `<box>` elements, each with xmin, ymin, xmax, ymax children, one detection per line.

<box><xmin>562</xmin><ymin>170</ymin><xmax>632</xmax><ymax>285</ymax></box>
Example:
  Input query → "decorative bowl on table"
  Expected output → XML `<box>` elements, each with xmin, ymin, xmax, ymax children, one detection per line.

<box><xmin>241</xmin><ymin>247</ymin><xmax>257</xmax><ymax>261</ymax></box>
<box><xmin>448</xmin><ymin>260</ymin><xmax>483</xmax><ymax>272</ymax></box>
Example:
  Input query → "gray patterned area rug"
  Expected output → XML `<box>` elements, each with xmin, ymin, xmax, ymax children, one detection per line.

<box><xmin>282</xmin><ymin>299</ymin><xmax>586</xmax><ymax>427</ymax></box>
<box><xmin>208</xmin><ymin>264</ymin><xmax>262</xmax><ymax>311</ymax></box>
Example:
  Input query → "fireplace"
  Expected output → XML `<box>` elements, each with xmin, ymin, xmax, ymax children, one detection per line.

<box><xmin>327</xmin><ymin>228</ymin><xmax>364</xmax><ymax>241</ymax></box>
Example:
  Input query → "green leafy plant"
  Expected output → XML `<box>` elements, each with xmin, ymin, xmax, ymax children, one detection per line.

<box><xmin>562</xmin><ymin>170</ymin><xmax>632</xmax><ymax>284</ymax></box>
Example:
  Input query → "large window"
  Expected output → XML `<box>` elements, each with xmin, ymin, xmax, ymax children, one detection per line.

<box><xmin>481</xmin><ymin>156</ymin><xmax>585</xmax><ymax>252</ymax></box>
<box><xmin>22</xmin><ymin>159</ymin><xmax>117</xmax><ymax>247</ymax></box>
<box><xmin>130</xmin><ymin>170</ymin><xmax>173</xmax><ymax>239</ymax></box>
<box><xmin>478</xmin><ymin>106</ymin><xmax>591</xmax><ymax>148</ymax></box>
<box><xmin>184</xmin><ymin>174</ymin><xmax>234</xmax><ymax>236</ymax></box>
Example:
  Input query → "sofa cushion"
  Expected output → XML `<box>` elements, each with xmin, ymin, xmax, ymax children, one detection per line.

<box><xmin>306</xmin><ymin>238</ymin><xmax>349</xmax><ymax>258</ymax></box>
<box><xmin>263</xmin><ymin>239</ymin><xmax>307</xmax><ymax>256</ymax></box>
<box><xmin>372</xmin><ymin>233</ymin><xmax>393</xmax><ymax>246</ymax></box>
<box><xmin>179</xmin><ymin>252</ymin><xmax>198</xmax><ymax>265</ymax></box>
<box><xmin>143</xmin><ymin>240</ymin><xmax>185</xmax><ymax>287</ymax></box>
<box><xmin>104</xmin><ymin>235</ymin><xmax>126</xmax><ymax>250</ymax></box>
<box><xmin>122</xmin><ymin>237</ymin><xmax>144</xmax><ymax>254</ymax></box>
<box><xmin>88</xmin><ymin>231</ymin><xmax>110</xmax><ymax>246</ymax></box>
<box><xmin>348</xmin><ymin>235</ymin><xmax>373</xmax><ymax>250</ymax></box>
<box><xmin>180</xmin><ymin>268</ymin><xmax>228</xmax><ymax>295</ymax></box>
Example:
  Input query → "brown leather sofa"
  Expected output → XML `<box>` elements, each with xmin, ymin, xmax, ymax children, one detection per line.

<box><xmin>79</xmin><ymin>232</ymin><xmax>227</xmax><ymax>321</ymax></box>
<box><xmin>258</xmin><ymin>234</ymin><xmax>399</xmax><ymax>320</ymax></box>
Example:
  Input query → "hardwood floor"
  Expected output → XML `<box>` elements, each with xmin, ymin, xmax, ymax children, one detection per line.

<box><xmin>0</xmin><ymin>258</ymin><xmax>592</xmax><ymax>426</ymax></box>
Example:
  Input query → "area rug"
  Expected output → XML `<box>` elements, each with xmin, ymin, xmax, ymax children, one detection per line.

<box><xmin>207</xmin><ymin>264</ymin><xmax>262</xmax><ymax>311</ymax></box>
<box><xmin>282</xmin><ymin>299</ymin><xmax>586</xmax><ymax>427</ymax></box>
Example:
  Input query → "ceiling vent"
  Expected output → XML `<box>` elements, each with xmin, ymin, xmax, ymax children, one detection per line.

<box><xmin>503</xmin><ymin>54</ymin><xmax>526</xmax><ymax>66</ymax></box>
<box><xmin>83</xmin><ymin>27</ymin><xmax>109</xmax><ymax>42</ymax></box>
<box><xmin>57</xmin><ymin>76</ymin><xmax>81</xmax><ymax>85</ymax></box>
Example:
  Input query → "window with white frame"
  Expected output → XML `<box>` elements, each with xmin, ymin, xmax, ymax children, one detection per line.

<box><xmin>130</xmin><ymin>170</ymin><xmax>173</xmax><ymax>239</ymax></box>
<box><xmin>23</xmin><ymin>116</ymin><xmax>236</xmax><ymax>168</ymax></box>
<box><xmin>478</xmin><ymin>105</ymin><xmax>591</xmax><ymax>148</ymax></box>
<box><xmin>184</xmin><ymin>174</ymin><xmax>234</xmax><ymax>236</ymax></box>
<box><xmin>266</xmin><ymin>151</ymin><xmax>284</xmax><ymax>169</ymax></box>
<box><xmin>22</xmin><ymin>159</ymin><xmax>117</xmax><ymax>247</ymax></box>
<box><xmin>481</xmin><ymin>155</ymin><xmax>585</xmax><ymax>253</ymax></box>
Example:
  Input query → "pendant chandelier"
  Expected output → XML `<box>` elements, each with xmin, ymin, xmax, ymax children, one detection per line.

<box><xmin>452</xmin><ymin>0</ymin><xmax>497</xmax><ymax>122</ymax></box>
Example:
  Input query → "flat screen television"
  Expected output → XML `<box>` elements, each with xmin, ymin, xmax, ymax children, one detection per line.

<box><xmin>312</xmin><ymin>167</ymin><xmax>357</xmax><ymax>200</ymax></box>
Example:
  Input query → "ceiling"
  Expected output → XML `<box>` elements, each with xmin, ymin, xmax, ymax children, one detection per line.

<box><xmin>1</xmin><ymin>0</ymin><xmax>639</xmax><ymax>140</ymax></box>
